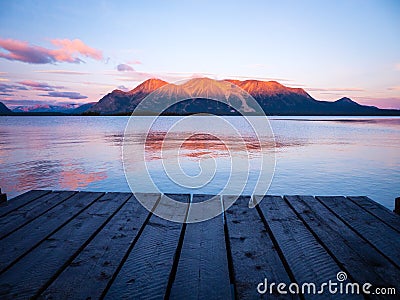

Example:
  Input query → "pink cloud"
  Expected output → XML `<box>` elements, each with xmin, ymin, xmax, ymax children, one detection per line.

<box><xmin>0</xmin><ymin>38</ymin><xmax>103</xmax><ymax>64</ymax></box>
<box><xmin>307</xmin><ymin>87</ymin><xmax>364</xmax><ymax>92</ymax></box>
<box><xmin>34</xmin><ymin>70</ymin><xmax>90</xmax><ymax>75</ymax></box>
<box><xmin>39</xmin><ymin>91</ymin><xmax>88</xmax><ymax>99</ymax></box>
<box><xmin>18</xmin><ymin>80</ymin><xmax>64</xmax><ymax>91</ymax></box>
<box><xmin>50</xmin><ymin>39</ymin><xmax>103</xmax><ymax>61</ymax></box>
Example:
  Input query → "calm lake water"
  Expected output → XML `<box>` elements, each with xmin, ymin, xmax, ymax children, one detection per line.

<box><xmin>0</xmin><ymin>116</ymin><xmax>399</xmax><ymax>209</ymax></box>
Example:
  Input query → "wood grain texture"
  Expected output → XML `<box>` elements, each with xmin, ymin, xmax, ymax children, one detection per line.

<box><xmin>347</xmin><ymin>196</ymin><xmax>400</xmax><ymax>233</ymax></box>
<box><xmin>224</xmin><ymin>196</ymin><xmax>295</xmax><ymax>300</ymax></box>
<box><xmin>0</xmin><ymin>192</ymin><xmax>127</xmax><ymax>299</ymax></box>
<box><xmin>169</xmin><ymin>194</ymin><xmax>231</xmax><ymax>300</ymax></box>
<box><xmin>0</xmin><ymin>191</ymin><xmax>76</xmax><ymax>239</ymax></box>
<box><xmin>0</xmin><ymin>191</ymin><xmax>398</xmax><ymax>299</ymax></box>
<box><xmin>285</xmin><ymin>195</ymin><xmax>400</xmax><ymax>293</ymax></box>
<box><xmin>0</xmin><ymin>190</ymin><xmax>51</xmax><ymax>218</ymax></box>
<box><xmin>257</xmin><ymin>196</ymin><xmax>359</xmax><ymax>300</ymax></box>
<box><xmin>317</xmin><ymin>196</ymin><xmax>400</xmax><ymax>268</ymax></box>
<box><xmin>40</xmin><ymin>193</ymin><xmax>155</xmax><ymax>300</ymax></box>
<box><xmin>0</xmin><ymin>192</ymin><xmax>102</xmax><ymax>274</ymax></box>
<box><xmin>104</xmin><ymin>194</ymin><xmax>189</xmax><ymax>300</ymax></box>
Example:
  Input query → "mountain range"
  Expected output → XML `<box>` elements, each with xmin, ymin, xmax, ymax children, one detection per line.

<box><xmin>0</xmin><ymin>102</ymin><xmax>95</xmax><ymax>115</ymax></box>
<box><xmin>86</xmin><ymin>78</ymin><xmax>400</xmax><ymax>116</ymax></box>
<box><xmin>12</xmin><ymin>104</ymin><xmax>81</xmax><ymax>114</ymax></box>
<box><xmin>1</xmin><ymin>78</ymin><xmax>399</xmax><ymax>116</ymax></box>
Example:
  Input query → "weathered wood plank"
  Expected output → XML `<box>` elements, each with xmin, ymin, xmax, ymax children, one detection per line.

<box><xmin>347</xmin><ymin>196</ymin><xmax>400</xmax><ymax>233</ymax></box>
<box><xmin>225</xmin><ymin>196</ymin><xmax>294</xmax><ymax>300</ymax></box>
<box><xmin>0</xmin><ymin>190</ymin><xmax>51</xmax><ymax>218</ymax></box>
<box><xmin>169</xmin><ymin>194</ymin><xmax>231</xmax><ymax>300</ymax></box>
<box><xmin>285</xmin><ymin>195</ymin><xmax>400</xmax><ymax>293</ymax></box>
<box><xmin>40</xmin><ymin>193</ymin><xmax>158</xmax><ymax>300</ymax></box>
<box><xmin>257</xmin><ymin>195</ymin><xmax>359</xmax><ymax>300</ymax></box>
<box><xmin>0</xmin><ymin>192</ymin><xmax>129</xmax><ymax>299</ymax></box>
<box><xmin>0</xmin><ymin>192</ymin><xmax>103</xmax><ymax>274</ymax></box>
<box><xmin>317</xmin><ymin>196</ymin><xmax>400</xmax><ymax>269</ymax></box>
<box><xmin>0</xmin><ymin>191</ymin><xmax>76</xmax><ymax>239</ymax></box>
<box><xmin>104</xmin><ymin>194</ymin><xmax>189</xmax><ymax>300</ymax></box>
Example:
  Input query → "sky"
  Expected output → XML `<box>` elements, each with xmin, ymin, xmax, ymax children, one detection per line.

<box><xmin>0</xmin><ymin>0</ymin><xmax>399</xmax><ymax>108</ymax></box>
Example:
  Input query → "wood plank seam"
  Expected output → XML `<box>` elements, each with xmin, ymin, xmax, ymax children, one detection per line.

<box><xmin>221</xmin><ymin>195</ymin><xmax>242</xmax><ymax>300</ymax></box>
<box><xmin>0</xmin><ymin>191</ymin><xmax>78</xmax><ymax>240</ymax></box>
<box><xmin>0</xmin><ymin>192</ymin><xmax>105</xmax><ymax>276</ymax></box>
<box><xmin>0</xmin><ymin>190</ymin><xmax>52</xmax><ymax>218</ymax></box>
<box><xmin>32</xmin><ymin>193</ymin><xmax>134</xmax><ymax>299</ymax></box>
<box><xmin>167</xmin><ymin>194</ymin><xmax>231</xmax><ymax>299</ymax></box>
<box><xmin>164</xmin><ymin>223</ymin><xmax>187</xmax><ymax>299</ymax></box>
<box><xmin>99</xmin><ymin>194</ymin><xmax>161</xmax><ymax>299</ymax></box>
<box><xmin>315</xmin><ymin>196</ymin><xmax>400</xmax><ymax>271</ymax></box>
<box><xmin>164</xmin><ymin>194</ymin><xmax>191</xmax><ymax>299</ymax></box>
<box><xmin>283</xmin><ymin>196</ymin><xmax>358</xmax><ymax>284</ymax></box>
<box><xmin>223</xmin><ymin>211</ymin><xmax>238</xmax><ymax>300</ymax></box>
<box><xmin>255</xmin><ymin>202</ymin><xmax>300</xmax><ymax>291</ymax></box>
<box><xmin>346</xmin><ymin>196</ymin><xmax>400</xmax><ymax>234</ymax></box>
<box><xmin>284</xmin><ymin>195</ymin><xmax>400</xmax><ymax>294</ymax></box>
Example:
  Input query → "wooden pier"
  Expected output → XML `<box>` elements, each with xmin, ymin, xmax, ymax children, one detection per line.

<box><xmin>0</xmin><ymin>191</ymin><xmax>399</xmax><ymax>299</ymax></box>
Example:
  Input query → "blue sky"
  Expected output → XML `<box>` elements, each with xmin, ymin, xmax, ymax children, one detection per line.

<box><xmin>0</xmin><ymin>0</ymin><xmax>399</xmax><ymax>108</ymax></box>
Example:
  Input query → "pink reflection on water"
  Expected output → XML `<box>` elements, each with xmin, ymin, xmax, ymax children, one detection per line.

<box><xmin>144</xmin><ymin>131</ymin><xmax>268</xmax><ymax>161</ymax></box>
<box><xmin>59</xmin><ymin>167</ymin><xmax>107</xmax><ymax>190</ymax></box>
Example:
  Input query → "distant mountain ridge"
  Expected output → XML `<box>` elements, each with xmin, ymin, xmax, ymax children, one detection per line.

<box><xmin>86</xmin><ymin>78</ymin><xmax>400</xmax><ymax>116</ymax></box>
<box><xmin>12</xmin><ymin>104</ymin><xmax>80</xmax><ymax>113</ymax></box>
<box><xmin>0</xmin><ymin>101</ymin><xmax>96</xmax><ymax>115</ymax></box>
<box><xmin>0</xmin><ymin>101</ymin><xmax>12</xmax><ymax>114</ymax></box>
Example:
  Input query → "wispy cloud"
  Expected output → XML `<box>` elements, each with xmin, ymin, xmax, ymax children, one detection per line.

<box><xmin>34</xmin><ymin>70</ymin><xmax>90</xmax><ymax>75</ymax></box>
<box><xmin>117</xmin><ymin>64</ymin><xmax>135</xmax><ymax>72</ymax></box>
<box><xmin>2</xmin><ymin>99</ymin><xmax>84</xmax><ymax>107</ymax></box>
<box><xmin>18</xmin><ymin>80</ymin><xmax>64</xmax><ymax>91</ymax></box>
<box><xmin>387</xmin><ymin>86</ymin><xmax>400</xmax><ymax>91</ymax></box>
<box><xmin>0</xmin><ymin>38</ymin><xmax>103</xmax><ymax>64</ymax></box>
<box><xmin>39</xmin><ymin>91</ymin><xmax>88</xmax><ymax>99</ymax></box>
<box><xmin>0</xmin><ymin>83</ymin><xmax>28</xmax><ymax>94</ymax></box>
<box><xmin>117</xmin><ymin>85</ymin><xmax>130</xmax><ymax>91</ymax></box>
<box><xmin>306</xmin><ymin>87</ymin><xmax>364</xmax><ymax>92</ymax></box>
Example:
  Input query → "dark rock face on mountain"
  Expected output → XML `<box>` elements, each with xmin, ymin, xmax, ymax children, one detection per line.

<box><xmin>71</xmin><ymin>102</ymin><xmax>95</xmax><ymax>114</ymax></box>
<box><xmin>88</xmin><ymin>79</ymin><xmax>168</xmax><ymax>114</ymax></box>
<box><xmin>0</xmin><ymin>101</ymin><xmax>12</xmax><ymax>115</ymax></box>
<box><xmin>86</xmin><ymin>78</ymin><xmax>400</xmax><ymax>116</ymax></box>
